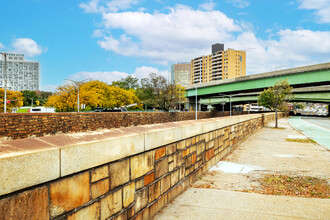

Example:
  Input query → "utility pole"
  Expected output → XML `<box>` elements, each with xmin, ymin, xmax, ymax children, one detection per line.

<box><xmin>195</xmin><ymin>64</ymin><xmax>203</xmax><ymax>120</ymax></box>
<box><xmin>0</xmin><ymin>52</ymin><xmax>7</xmax><ymax>113</ymax></box>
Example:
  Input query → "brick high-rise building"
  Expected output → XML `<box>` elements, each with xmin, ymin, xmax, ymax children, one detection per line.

<box><xmin>191</xmin><ymin>44</ymin><xmax>246</xmax><ymax>85</ymax></box>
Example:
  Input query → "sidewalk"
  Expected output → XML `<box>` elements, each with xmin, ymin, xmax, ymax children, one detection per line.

<box><xmin>154</xmin><ymin>118</ymin><xmax>330</xmax><ymax>219</ymax></box>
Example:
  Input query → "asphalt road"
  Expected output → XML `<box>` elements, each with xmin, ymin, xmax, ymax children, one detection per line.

<box><xmin>301</xmin><ymin>116</ymin><xmax>330</xmax><ymax>131</ymax></box>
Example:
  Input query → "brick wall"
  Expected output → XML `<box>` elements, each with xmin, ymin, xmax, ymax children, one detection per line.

<box><xmin>0</xmin><ymin>113</ymin><xmax>285</xmax><ymax>220</ymax></box>
<box><xmin>0</xmin><ymin>111</ymin><xmax>251</xmax><ymax>140</ymax></box>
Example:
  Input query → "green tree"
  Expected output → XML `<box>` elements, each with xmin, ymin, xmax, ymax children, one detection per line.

<box><xmin>112</xmin><ymin>75</ymin><xmax>139</xmax><ymax>90</ymax></box>
<box><xmin>137</xmin><ymin>73</ymin><xmax>185</xmax><ymax>111</ymax></box>
<box><xmin>258</xmin><ymin>79</ymin><xmax>293</xmax><ymax>127</ymax></box>
<box><xmin>22</xmin><ymin>90</ymin><xmax>40</xmax><ymax>106</ymax></box>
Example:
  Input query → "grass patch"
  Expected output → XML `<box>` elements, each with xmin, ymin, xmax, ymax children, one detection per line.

<box><xmin>251</xmin><ymin>175</ymin><xmax>329</xmax><ymax>198</ymax></box>
<box><xmin>285</xmin><ymin>138</ymin><xmax>316</xmax><ymax>143</ymax></box>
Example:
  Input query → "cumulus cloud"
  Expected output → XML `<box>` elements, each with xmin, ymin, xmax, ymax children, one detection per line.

<box><xmin>199</xmin><ymin>0</ymin><xmax>216</xmax><ymax>11</ymax></box>
<box><xmin>98</xmin><ymin>5</ymin><xmax>241</xmax><ymax>64</ymax></box>
<box><xmin>12</xmin><ymin>38</ymin><xmax>45</xmax><ymax>57</ymax></box>
<box><xmin>226</xmin><ymin>0</ymin><xmax>250</xmax><ymax>8</ymax></box>
<box><xmin>226</xmin><ymin>29</ymin><xmax>330</xmax><ymax>74</ymax></box>
<box><xmin>298</xmin><ymin>0</ymin><xmax>330</xmax><ymax>23</ymax></box>
<box><xmin>80</xmin><ymin>0</ymin><xmax>139</xmax><ymax>13</ymax></box>
<box><xmin>82</xmin><ymin>2</ymin><xmax>330</xmax><ymax>75</ymax></box>
<box><xmin>80</xmin><ymin>0</ymin><xmax>100</xmax><ymax>13</ymax></box>
<box><xmin>67</xmin><ymin>66</ymin><xmax>169</xmax><ymax>85</ymax></box>
<box><xmin>0</xmin><ymin>43</ymin><xmax>4</xmax><ymax>49</ymax></box>
<box><xmin>131</xmin><ymin>66</ymin><xmax>169</xmax><ymax>80</ymax></box>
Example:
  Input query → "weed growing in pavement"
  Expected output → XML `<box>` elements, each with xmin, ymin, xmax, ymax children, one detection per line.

<box><xmin>248</xmin><ymin>174</ymin><xmax>329</xmax><ymax>198</ymax></box>
<box><xmin>285</xmin><ymin>138</ymin><xmax>316</xmax><ymax>143</ymax></box>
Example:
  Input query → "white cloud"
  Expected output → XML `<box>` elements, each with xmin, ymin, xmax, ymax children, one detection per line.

<box><xmin>68</xmin><ymin>70</ymin><xmax>129</xmax><ymax>84</ymax></box>
<box><xmin>98</xmin><ymin>5</ymin><xmax>241</xmax><ymax>64</ymax></box>
<box><xmin>80</xmin><ymin>0</ymin><xmax>139</xmax><ymax>13</ymax></box>
<box><xmin>80</xmin><ymin>0</ymin><xmax>100</xmax><ymax>13</ymax></box>
<box><xmin>12</xmin><ymin>38</ymin><xmax>45</xmax><ymax>57</ymax></box>
<box><xmin>227</xmin><ymin>29</ymin><xmax>330</xmax><ymax>74</ymax></box>
<box><xmin>83</xmin><ymin>2</ymin><xmax>330</xmax><ymax>75</ymax></box>
<box><xmin>67</xmin><ymin>66</ymin><xmax>169</xmax><ymax>84</ymax></box>
<box><xmin>105</xmin><ymin>0</ymin><xmax>139</xmax><ymax>12</ymax></box>
<box><xmin>131</xmin><ymin>66</ymin><xmax>169</xmax><ymax>80</ymax></box>
<box><xmin>199</xmin><ymin>0</ymin><xmax>216</xmax><ymax>11</ymax></box>
<box><xmin>226</xmin><ymin>0</ymin><xmax>250</xmax><ymax>8</ymax></box>
<box><xmin>298</xmin><ymin>0</ymin><xmax>330</xmax><ymax>23</ymax></box>
<box><xmin>92</xmin><ymin>29</ymin><xmax>104</xmax><ymax>38</ymax></box>
<box><xmin>0</xmin><ymin>43</ymin><xmax>4</xmax><ymax>49</ymax></box>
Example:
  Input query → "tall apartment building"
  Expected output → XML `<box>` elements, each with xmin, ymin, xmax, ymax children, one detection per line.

<box><xmin>191</xmin><ymin>43</ymin><xmax>246</xmax><ymax>85</ymax></box>
<box><xmin>0</xmin><ymin>53</ymin><xmax>39</xmax><ymax>91</ymax></box>
<box><xmin>171</xmin><ymin>62</ymin><xmax>191</xmax><ymax>87</ymax></box>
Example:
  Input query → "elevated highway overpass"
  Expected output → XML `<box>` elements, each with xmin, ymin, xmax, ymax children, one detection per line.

<box><xmin>186</xmin><ymin>62</ymin><xmax>330</xmax><ymax>109</ymax></box>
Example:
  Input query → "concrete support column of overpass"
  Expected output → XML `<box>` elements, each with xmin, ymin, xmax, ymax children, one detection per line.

<box><xmin>189</xmin><ymin>97</ymin><xmax>201</xmax><ymax>111</ymax></box>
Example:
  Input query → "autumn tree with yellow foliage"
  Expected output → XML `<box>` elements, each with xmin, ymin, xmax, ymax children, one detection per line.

<box><xmin>46</xmin><ymin>80</ymin><xmax>141</xmax><ymax>112</ymax></box>
<box><xmin>0</xmin><ymin>88</ymin><xmax>24</xmax><ymax>112</ymax></box>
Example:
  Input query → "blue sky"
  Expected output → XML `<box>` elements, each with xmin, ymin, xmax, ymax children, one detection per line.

<box><xmin>0</xmin><ymin>0</ymin><xmax>329</xmax><ymax>91</ymax></box>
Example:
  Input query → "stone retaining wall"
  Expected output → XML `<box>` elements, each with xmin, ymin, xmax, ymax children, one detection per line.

<box><xmin>0</xmin><ymin>111</ymin><xmax>252</xmax><ymax>140</ymax></box>
<box><xmin>0</xmin><ymin>113</ymin><xmax>285</xmax><ymax>220</ymax></box>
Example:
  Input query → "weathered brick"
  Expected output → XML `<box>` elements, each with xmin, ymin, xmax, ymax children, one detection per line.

<box><xmin>91</xmin><ymin>164</ymin><xmax>109</xmax><ymax>183</ymax></box>
<box><xmin>155</xmin><ymin>158</ymin><xmax>168</xmax><ymax>179</ymax></box>
<box><xmin>131</xmin><ymin>151</ymin><xmax>155</xmax><ymax>179</ymax></box>
<box><xmin>160</xmin><ymin>174</ymin><xmax>171</xmax><ymax>195</ymax></box>
<box><xmin>91</xmin><ymin>178</ymin><xmax>109</xmax><ymax>199</ymax></box>
<box><xmin>50</xmin><ymin>172</ymin><xmax>90</xmax><ymax>217</ymax></box>
<box><xmin>68</xmin><ymin>202</ymin><xmax>100</xmax><ymax>220</ymax></box>
<box><xmin>113</xmin><ymin>210</ymin><xmax>128</xmax><ymax>220</ymax></box>
<box><xmin>100</xmin><ymin>188</ymin><xmax>122</xmax><ymax>220</ymax></box>
<box><xmin>110</xmin><ymin>159</ymin><xmax>129</xmax><ymax>189</ymax></box>
<box><xmin>135</xmin><ymin>188</ymin><xmax>149</xmax><ymax>213</ymax></box>
<box><xmin>197</xmin><ymin>142</ymin><xmax>205</xmax><ymax>155</ymax></box>
<box><xmin>144</xmin><ymin>172</ymin><xmax>155</xmax><ymax>186</ymax></box>
<box><xmin>0</xmin><ymin>186</ymin><xmax>49</xmax><ymax>220</ymax></box>
<box><xmin>206</xmin><ymin>148</ymin><xmax>215</xmax><ymax>161</ymax></box>
<box><xmin>182</xmin><ymin>149</ymin><xmax>189</xmax><ymax>157</ymax></box>
<box><xmin>185</xmin><ymin>138</ymin><xmax>192</xmax><ymax>147</ymax></box>
<box><xmin>155</xmin><ymin>147</ymin><xmax>165</xmax><ymax>160</ymax></box>
<box><xmin>136</xmin><ymin>178</ymin><xmax>144</xmax><ymax>190</ymax></box>
<box><xmin>191</xmin><ymin>153</ymin><xmax>197</xmax><ymax>164</ymax></box>
<box><xmin>149</xmin><ymin>181</ymin><xmax>161</xmax><ymax>203</ymax></box>
<box><xmin>176</xmin><ymin>140</ymin><xmax>185</xmax><ymax>150</ymax></box>
<box><xmin>170</xmin><ymin>169</ymin><xmax>179</xmax><ymax>187</ymax></box>
<box><xmin>168</xmin><ymin>155</ymin><xmax>174</xmax><ymax>163</ymax></box>
<box><xmin>190</xmin><ymin>145</ymin><xmax>197</xmax><ymax>153</ymax></box>
<box><xmin>185</xmin><ymin>156</ymin><xmax>192</xmax><ymax>168</ymax></box>
<box><xmin>166</xmin><ymin>143</ymin><xmax>176</xmax><ymax>155</ymax></box>
<box><xmin>176</xmin><ymin>152</ymin><xmax>184</xmax><ymax>166</ymax></box>
<box><xmin>123</xmin><ymin>182</ymin><xmax>135</xmax><ymax>208</ymax></box>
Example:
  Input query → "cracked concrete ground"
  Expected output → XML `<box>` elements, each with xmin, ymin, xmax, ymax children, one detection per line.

<box><xmin>154</xmin><ymin>118</ymin><xmax>330</xmax><ymax>219</ymax></box>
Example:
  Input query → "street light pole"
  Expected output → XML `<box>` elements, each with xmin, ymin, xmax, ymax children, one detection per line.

<box><xmin>65</xmin><ymin>78</ymin><xmax>91</xmax><ymax>112</ymax></box>
<box><xmin>0</xmin><ymin>52</ymin><xmax>7</xmax><ymax>113</ymax></box>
